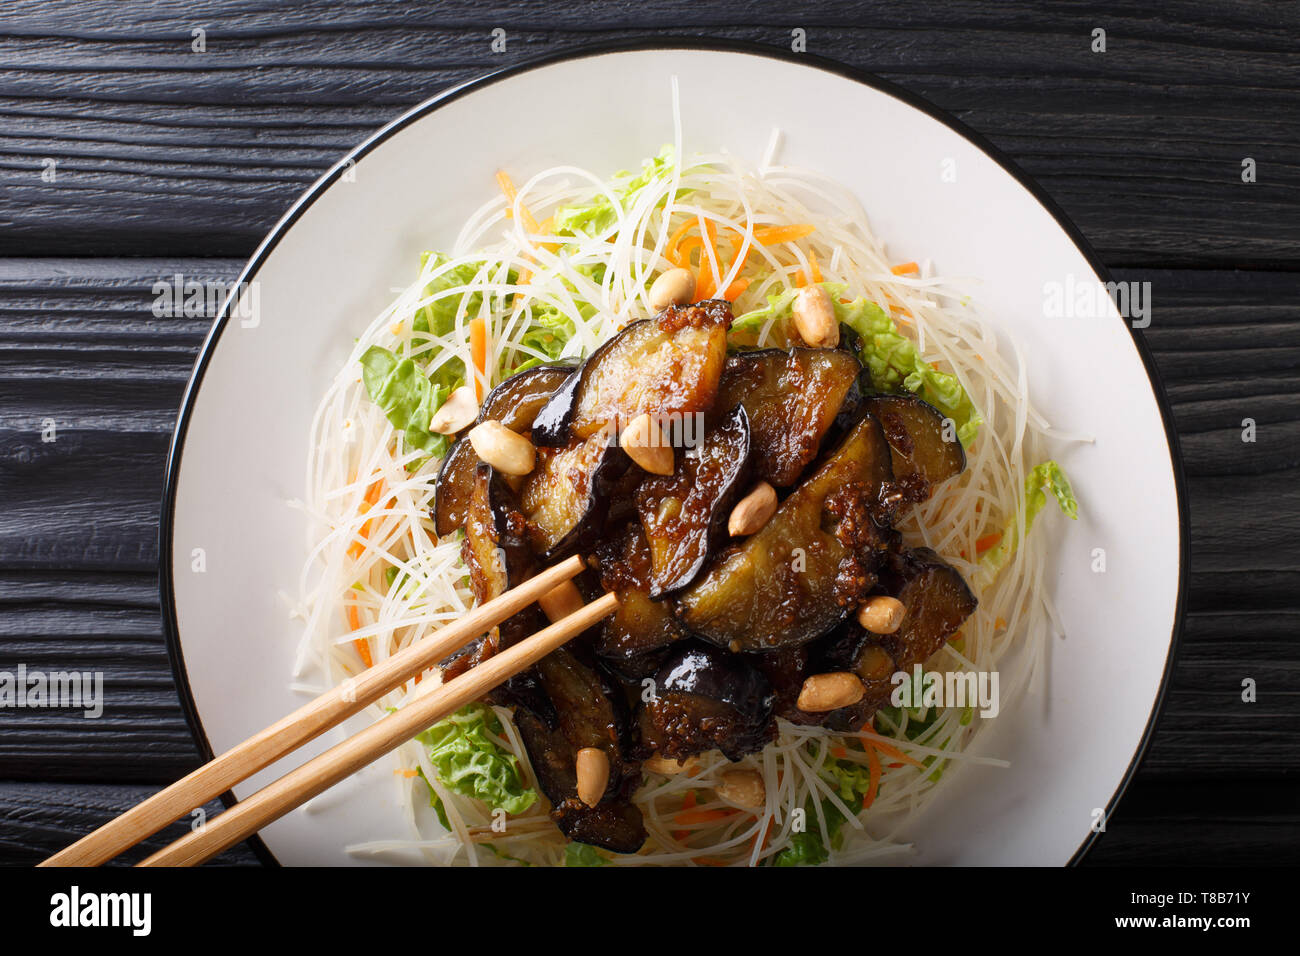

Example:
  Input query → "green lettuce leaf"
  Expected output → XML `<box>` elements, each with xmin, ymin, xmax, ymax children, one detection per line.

<box><xmin>771</xmin><ymin>797</ymin><xmax>850</xmax><ymax>867</ymax></box>
<box><xmin>411</xmin><ymin>252</ymin><xmax>496</xmax><ymax>340</ymax></box>
<box><xmin>359</xmin><ymin>345</ymin><xmax>451</xmax><ymax>461</ymax></box>
<box><xmin>416</xmin><ymin>704</ymin><xmax>538</xmax><ymax>816</ymax></box>
<box><xmin>563</xmin><ymin>843</ymin><xmax>610</xmax><ymax>867</ymax></box>
<box><xmin>981</xmin><ymin>460</ymin><xmax>1078</xmax><ymax>574</ymax></box>
<box><xmin>730</xmin><ymin>283</ymin><xmax>982</xmax><ymax>447</ymax></box>
<box><xmin>553</xmin><ymin>146</ymin><xmax>677</xmax><ymax>238</ymax></box>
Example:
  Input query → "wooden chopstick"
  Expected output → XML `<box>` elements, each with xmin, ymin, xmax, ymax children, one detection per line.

<box><xmin>40</xmin><ymin>553</ymin><xmax>588</xmax><ymax>867</ymax></box>
<box><xmin>138</xmin><ymin>591</ymin><xmax>618</xmax><ymax>866</ymax></box>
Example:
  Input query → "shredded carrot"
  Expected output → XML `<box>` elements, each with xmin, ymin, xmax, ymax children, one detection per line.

<box><xmin>721</xmin><ymin>277</ymin><xmax>750</xmax><ymax>301</ymax></box>
<box><xmin>694</xmin><ymin>219</ymin><xmax>720</xmax><ymax>300</ymax></box>
<box><xmin>752</xmin><ymin>223</ymin><xmax>815</xmax><ymax>244</ymax></box>
<box><xmin>723</xmin><ymin>227</ymin><xmax>758</xmax><ymax>276</ymax></box>
<box><xmin>672</xmin><ymin>791</ymin><xmax>698</xmax><ymax>842</ymax></box>
<box><xmin>862</xmin><ymin>734</ymin><xmax>924</xmax><ymax>769</ymax></box>
<box><xmin>345</xmin><ymin>604</ymin><xmax>373</xmax><ymax>668</ymax></box>
<box><xmin>665</xmin><ymin>218</ymin><xmax>697</xmax><ymax>267</ymax></box>
<box><xmin>830</xmin><ymin>746</ymin><xmax>848</xmax><ymax>759</ymax></box>
<box><xmin>470</xmin><ymin>317</ymin><xmax>488</xmax><ymax>401</ymax></box>
<box><xmin>675</xmin><ymin>807</ymin><xmax>738</xmax><ymax>826</ymax></box>
<box><xmin>862</xmin><ymin>745</ymin><xmax>882</xmax><ymax>808</ymax></box>
<box><xmin>696</xmin><ymin>857</ymin><xmax>729</xmax><ymax>867</ymax></box>
<box><xmin>347</xmin><ymin>478</ymin><xmax>385</xmax><ymax>560</ymax></box>
<box><xmin>394</xmin><ymin>768</ymin><xmax>418</xmax><ymax>778</ymax></box>
<box><xmin>995</xmin><ymin>616</ymin><xmax>1007</xmax><ymax>630</ymax></box>
<box><xmin>975</xmin><ymin>531</ymin><xmax>1003</xmax><ymax>555</ymax></box>
<box><xmin>891</xmin><ymin>261</ymin><xmax>919</xmax><ymax>275</ymax></box>
<box><xmin>495</xmin><ymin>169</ymin><xmax>543</xmax><ymax>236</ymax></box>
<box><xmin>802</xmin><ymin>249</ymin><xmax>823</xmax><ymax>286</ymax></box>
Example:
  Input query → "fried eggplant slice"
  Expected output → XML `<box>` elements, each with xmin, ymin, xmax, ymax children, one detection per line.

<box><xmin>809</xmin><ymin>547</ymin><xmax>977</xmax><ymax>730</ymax></box>
<box><xmin>512</xmin><ymin>648</ymin><xmax>646</xmax><ymax>853</ymax></box>
<box><xmin>674</xmin><ymin>414</ymin><xmax>895</xmax><ymax>652</ymax></box>
<box><xmin>635</xmin><ymin>405</ymin><xmax>751</xmax><ymax>597</ymax></box>
<box><xmin>716</xmin><ymin>348</ymin><xmax>862</xmax><ymax>486</ymax></box>
<box><xmin>861</xmin><ymin>393</ymin><xmax>965</xmax><ymax>503</ymax></box>
<box><xmin>636</xmin><ymin>641</ymin><xmax>776</xmax><ymax>762</ymax></box>
<box><xmin>590</xmin><ymin>522</ymin><xmax>687</xmax><ymax>660</ymax></box>
<box><xmin>531</xmin><ymin>300</ymin><xmax>731</xmax><ymax>445</ymax></box>
<box><xmin>440</xmin><ymin>463</ymin><xmax>542</xmax><ymax>681</ymax></box>
<box><xmin>433</xmin><ymin>362</ymin><xmax>577</xmax><ymax>537</ymax></box>
<box><xmin>519</xmin><ymin>427</ymin><xmax>627</xmax><ymax>559</ymax></box>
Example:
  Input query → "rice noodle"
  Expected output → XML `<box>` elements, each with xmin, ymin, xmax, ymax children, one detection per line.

<box><xmin>295</xmin><ymin>90</ymin><xmax>1068</xmax><ymax>867</ymax></box>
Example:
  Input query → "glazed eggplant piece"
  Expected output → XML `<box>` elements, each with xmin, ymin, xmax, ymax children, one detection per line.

<box><xmin>511</xmin><ymin>647</ymin><xmax>647</xmax><ymax>853</ymax></box>
<box><xmin>716</xmin><ymin>348</ymin><xmax>863</xmax><ymax>487</ymax></box>
<box><xmin>635</xmin><ymin>405</ymin><xmax>751</xmax><ymax>597</ymax></box>
<box><xmin>440</xmin><ymin>463</ymin><xmax>541</xmax><ymax>681</ymax></box>
<box><xmin>532</xmin><ymin>300</ymin><xmax>731</xmax><ymax>445</ymax></box>
<box><xmin>518</xmin><ymin>427</ymin><xmax>627</xmax><ymax>559</ymax></box>
<box><xmin>881</xmin><ymin>547</ymin><xmax>978</xmax><ymax>668</ymax></box>
<box><xmin>432</xmin><ymin>362</ymin><xmax>576</xmax><ymax>537</ymax></box>
<box><xmin>637</xmin><ymin>641</ymin><xmax>777</xmax><ymax>762</ymax></box>
<box><xmin>674</xmin><ymin>414</ymin><xmax>896</xmax><ymax>652</ymax></box>
<box><xmin>589</xmin><ymin>522</ymin><xmax>688</xmax><ymax>660</ymax></box>
<box><xmin>861</xmin><ymin>393</ymin><xmax>965</xmax><ymax>503</ymax></box>
<box><xmin>808</xmin><ymin>547</ymin><xmax>977</xmax><ymax>730</ymax></box>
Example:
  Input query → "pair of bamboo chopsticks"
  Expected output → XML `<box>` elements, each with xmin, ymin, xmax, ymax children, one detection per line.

<box><xmin>40</xmin><ymin>554</ymin><xmax>614</xmax><ymax>867</ymax></box>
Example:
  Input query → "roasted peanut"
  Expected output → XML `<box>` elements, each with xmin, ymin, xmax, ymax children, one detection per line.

<box><xmin>430</xmin><ymin>385</ymin><xmax>479</xmax><ymax>435</ymax></box>
<box><xmin>714</xmin><ymin>769</ymin><xmax>766</xmax><ymax>809</ymax></box>
<box><xmin>648</xmin><ymin>267</ymin><xmax>696</xmax><ymax>312</ymax></box>
<box><xmin>575</xmin><ymin>747</ymin><xmax>609</xmax><ymax>808</ymax></box>
<box><xmin>538</xmin><ymin>579</ymin><xmax>584</xmax><ymax>623</ymax></box>
<box><xmin>792</xmin><ymin>284</ymin><xmax>839</xmax><ymax>348</ymax></box>
<box><xmin>857</xmin><ymin>595</ymin><xmax>906</xmax><ymax>634</ymax></box>
<box><xmin>468</xmin><ymin>420</ymin><xmax>535</xmax><ymax>475</ymax></box>
<box><xmin>727</xmin><ymin>481</ymin><xmax>777</xmax><ymax>536</ymax></box>
<box><xmin>643</xmin><ymin>754</ymin><xmax>699</xmax><ymax>775</ymax></box>
<box><xmin>796</xmin><ymin>672</ymin><xmax>866</xmax><ymax>712</ymax></box>
<box><xmin>620</xmin><ymin>413</ymin><xmax>674</xmax><ymax>475</ymax></box>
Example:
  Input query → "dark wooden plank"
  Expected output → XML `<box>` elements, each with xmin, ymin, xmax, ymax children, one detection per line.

<box><xmin>1083</xmin><ymin>778</ymin><xmax>1300</xmax><ymax>865</ymax></box>
<box><xmin>0</xmin><ymin>258</ymin><xmax>237</xmax><ymax>571</ymax></box>
<box><xmin>0</xmin><ymin>782</ymin><xmax>259</xmax><ymax>866</ymax></box>
<box><xmin>0</xmin><ymin>2</ymin><xmax>1297</xmax><ymax>262</ymax></box>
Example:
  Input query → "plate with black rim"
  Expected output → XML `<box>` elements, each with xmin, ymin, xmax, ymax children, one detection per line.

<box><xmin>161</xmin><ymin>40</ymin><xmax>1185</xmax><ymax>866</ymax></box>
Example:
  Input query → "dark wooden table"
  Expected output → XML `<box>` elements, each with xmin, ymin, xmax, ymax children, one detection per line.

<box><xmin>1</xmin><ymin>1</ymin><xmax>1296</xmax><ymax>866</ymax></box>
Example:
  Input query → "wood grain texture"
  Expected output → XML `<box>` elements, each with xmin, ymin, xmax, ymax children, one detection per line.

<box><xmin>1</xmin><ymin>1</ymin><xmax>1298</xmax><ymax>263</ymax></box>
<box><xmin>0</xmin><ymin>1</ymin><xmax>1296</xmax><ymax>867</ymax></box>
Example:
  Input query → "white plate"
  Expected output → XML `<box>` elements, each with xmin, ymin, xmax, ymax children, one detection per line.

<box><xmin>162</xmin><ymin>42</ymin><xmax>1185</xmax><ymax>866</ymax></box>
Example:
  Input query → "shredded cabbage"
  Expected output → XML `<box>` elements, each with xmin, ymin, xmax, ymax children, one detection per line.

<box><xmin>416</xmin><ymin>704</ymin><xmax>538</xmax><ymax>816</ymax></box>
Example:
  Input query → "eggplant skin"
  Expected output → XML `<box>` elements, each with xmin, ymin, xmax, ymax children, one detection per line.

<box><xmin>636</xmin><ymin>641</ymin><xmax>776</xmax><ymax>761</ymax></box>
<box><xmin>590</xmin><ymin>522</ymin><xmax>688</xmax><ymax>660</ymax></box>
<box><xmin>674</xmin><ymin>413</ymin><xmax>896</xmax><ymax>652</ymax></box>
<box><xmin>861</xmin><ymin>393</ymin><xmax>966</xmax><ymax>504</ymax></box>
<box><xmin>432</xmin><ymin>362</ymin><xmax>576</xmax><ymax>537</ymax></box>
<box><xmin>635</xmin><ymin>404</ymin><xmax>751</xmax><ymax>597</ymax></box>
<box><xmin>441</xmin><ymin>464</ymin><xmax>541</xmax><ymax>680</ymax></box>
<box><xmin>510</xmin><ymin>648</ymin><xmax>647</xmax><ymax>854</ymax></box>
<box><xmin>716</xmin><ymin>348</ymin><xmax>863</xmax><ymax>487</ymax></box>
<box><xmin>531</xmin><ymin>300</ymin><xmax>731</xmax><ymax>446</ymax></box>
<box><xmin>519</xmin><ymin>427</ymin><xmax>628</xmax><ymax>560</ymax></box>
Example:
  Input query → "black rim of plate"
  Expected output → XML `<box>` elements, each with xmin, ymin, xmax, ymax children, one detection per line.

<box><xmin>159</xmin><ymin>36</ymin><xmax>1189</xmax><ymax>868</ymax></box>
